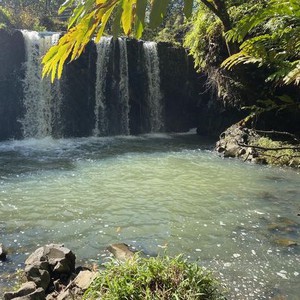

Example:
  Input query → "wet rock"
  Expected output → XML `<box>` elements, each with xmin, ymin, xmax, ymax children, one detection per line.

<box><xmin>4</xmin><ymin>281</ymin><xmax>37</xmax><ymax>300</ymax></box>
<box><xmin>0</xmin><ymin>243</ymin><xmax>8</xmax><ymax>261</ymax></box>
<box><xmin>216</xmin><ymin>124</ymin><xmax>260</xmax><ymax>163</ymax></box>
<box><xmin>4</xmin><ymin>244</ymin><xmax>99</xmax><ymax>300</ymax></box>
<box><xmin>25</xmin><ymin>265</ymin><xmax>50</xmax><ymax>290</ymax></box>
<box><xmin>25</xmin><ymin>244</ymin><xmax>76</xmax><ymax>274</ymax></box>
<box><xmin>267</xmin><ymin>217</ymin><xmax>300</xmax><ymax>234</ymax></box>
<box><xmin>273</xmin><ymin>238</ymin><xmax>297</xmax><ymax>247</ymax></box>
<box><xmin>107</xmin><ymin>243</ymin><xmax>136</xmax><ymax>260</ymax></box>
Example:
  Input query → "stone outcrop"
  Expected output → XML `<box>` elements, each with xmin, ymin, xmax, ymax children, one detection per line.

<box><xmin>215</xmin><ymin>124</ymin><xmax>263</xmax><ymax>164</ymax></box>
<box><xmin>0</xmin><ymin>29</ymin><xmax>25</xmax><ymax>140</ymax></box>
<box><xmin>4</xmin><ymin>244</ymin><xmax>96</xmax><ymax>300</ymax></box>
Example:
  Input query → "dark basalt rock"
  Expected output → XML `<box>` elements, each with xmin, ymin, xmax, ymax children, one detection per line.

<box><xmin>0</xmin><ymin>243</ymin><xmax>8</xmax><ymax>261</ymax></box>
<box><xmin>4</xmin><ymin>244</ymin><xmax>99</xmax><ymax>300</ymax></box>
<box><xmin>0</xmin><ymin>29</ymin><xmax>25</xmax><ymax>140</ymax></box>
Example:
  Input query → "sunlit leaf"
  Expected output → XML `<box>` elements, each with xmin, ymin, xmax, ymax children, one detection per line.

<box><xmin>122</xmin><ymin>0</ymin><xmax>136</xmax><ymax>35</ymax></box>
<box><xmin>149</xmin><ymin>0</ymin><xmax>170</xmax><ymax>28</ymax></box>
<box><xmin>134</xmin><ymin>0</ymin><xmax>147</xmax><ymax>39</ymax></box>
<box><xmin>184</xmin><ymin>0</ymin><xmax>193</xmax><ymax>18</ymax></box>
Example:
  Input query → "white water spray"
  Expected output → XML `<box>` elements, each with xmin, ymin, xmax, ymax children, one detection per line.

<box><xmin>143</xmin><ymin>41</ymin><xmax>164</xmax><ymax>132</ymax></box>
<box><xmin>94</xmin><ymin>36</ymin><xmax>112</xmax><ymax>136</ymax></box>
<box><xmin>21</xmin><ymin>31</ymin><xmax>61</xmax><ymax>138</ymax></box>
<box><xmin>118</xmin><ymin>38</ymin><xmax>130</xmax><ymax>135</ymax></box>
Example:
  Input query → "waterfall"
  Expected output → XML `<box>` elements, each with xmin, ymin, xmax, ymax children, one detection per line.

<box><xmin>94</xmin><ymin>37</ymin><xmax>130</xmax><ymax>136</ymax></box>
<box><xmin>21</xmin><ymin>31</ymin><xmax>61</xmax><ymax>138</ymax></box>
<box><xmin>143</xmin><ymin>41</ymin><xmax>164</xmax><ymax>132</ymax></box>
<box><xmin>118</xmin><ymin>38</ymin><xmax>130</xmax><ymax>135</ymax></box>
<box><xmin>94</xmin><ymin>36</ymin><xmax>112</xmax><ymax>136</ymax></box>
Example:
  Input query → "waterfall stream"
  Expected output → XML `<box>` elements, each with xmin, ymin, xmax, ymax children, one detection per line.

<box><xmin>94</xmin><ymin>37</ymin><xmax>112</xmax><ymax>136</ymax></box>
<box><xmin>118</xmin><ymin>38</ymin><xmax>130</xmax><ymax>135</ymax></box>
<box><xmin>143</xmin><ymin>41</ymin><xmax>164</xmax><ymax>132</ymax></box>
<box><xmin>18</xmin><ymin>33</ymin><xmax>165</xmax><ymax>139</ymax></box>
<box><xmin>21</xmin><ymin>31</ymin><xmax>61</xmax><ymax>138</ymax></box>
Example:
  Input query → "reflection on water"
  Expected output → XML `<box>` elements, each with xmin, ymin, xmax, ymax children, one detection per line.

<box><xmin>0</xmin><ymin>133</ymin><xmax>300</xmax><ymax>299</ymax></box>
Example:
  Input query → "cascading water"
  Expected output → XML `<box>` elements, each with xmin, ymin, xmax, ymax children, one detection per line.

<box><xmin>21</xmin><ymin>31</ymin><xmax>61</xmax><ymax>138</ymax></box>
<box><xmin>94</xmin><ymin>37</ymin><xmax>130</xmax><ymax>136</ymax></box>
<box><xmin>143</xmin><ymin>41</ymin><xmax>164</xmax><ymax>132</ymax></box>
<box><xmin>117</xmin><ymin>38</ymin><xmax>130</xmax><ymax>135</ymax></box>
<box><xmin>94</xmin><ymin>37</ymin><xmax>112</xmax><ymax>136</ymax></box>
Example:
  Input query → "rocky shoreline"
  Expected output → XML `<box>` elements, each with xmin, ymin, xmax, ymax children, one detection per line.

<box><xmin>2</xmin><ymin>243</ymin><xmax>136</xmax><ymax>300</ymax></box>
<box><xmin>215</xmin><ymin>124</ymin><xmax>300</xmax><ymax>168</ymax></box>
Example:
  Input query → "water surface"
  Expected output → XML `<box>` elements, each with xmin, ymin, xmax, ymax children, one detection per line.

<box><xmin>0</xmin><ymin>133</ymin><xmax>299</xmax><ymax>299</ymax></box>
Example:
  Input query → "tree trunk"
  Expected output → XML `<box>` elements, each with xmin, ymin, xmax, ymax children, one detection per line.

<box><xmin>200</xmin><ymin>0</ymin><xmax>239</xmax><ymax>55</ymax></box>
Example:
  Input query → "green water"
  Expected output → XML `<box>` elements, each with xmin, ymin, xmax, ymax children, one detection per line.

<box><xmin>0</xmin><ymin>133</ymin><xmax>300</xmax><ymax>299</ymax></box>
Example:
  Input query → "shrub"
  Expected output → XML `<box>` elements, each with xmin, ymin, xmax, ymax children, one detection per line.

<box><xmin>84</xmin><ymin>255</ymin><xmax>225</xmax><ymax>300</ymax></box>
<box><xmin>253</xmin><ymin>137</ymin><xmax>300</xmax><ymax>168</ymax></box>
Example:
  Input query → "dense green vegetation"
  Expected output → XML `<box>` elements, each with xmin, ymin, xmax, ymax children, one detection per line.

<box><xmin>1</xmin><ymin>0</ymin><xmax>299</xmax><ymax>163</ymax></box>
<box><xmin>0</xmin><ymin>0</ymin><xmax>66</xmax><ymax>30</ymax></box>
<box><xmin>84</xmin><ymin>255</ymin><xmax>225</xmax><ymax>300</ymax></box>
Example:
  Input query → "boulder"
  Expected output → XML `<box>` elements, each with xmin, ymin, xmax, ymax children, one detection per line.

<box><xmin>25</xmin><ymin>244</ymin><xmax>76</xmax><ymax>274</ymax></box>
<box><xmin>215</xmin><ymin>124</ymin><xmax>260</xmax><ymax>163</ymax></box>
<box><xmin>0</xmin><ymin>243</ymin><xmax>8</xmax><ymax>261</ymax></box>
<box><xmin>74</xmin><ymin>270</ymin><xmax>97</xmax><ymax>290</ymax></box>
<box><xmin>107</xmin><ymin>243</ymin><xmax>136</xmax><ymax>261</ymax></box>
<box><xmin>25</xmin><ymin>265</ymin><xmax>50</xmax><ymax>290</ymax></box>
<box><xmin>4</xmin><ymin>281</ymin><xmax>37</xmax><ymax>300</ymax></box>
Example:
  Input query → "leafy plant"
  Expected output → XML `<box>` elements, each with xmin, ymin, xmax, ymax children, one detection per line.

<box><xmin>252</xmin><ymin>137</ymin><xmax>300</xmax><ymax>167</ymax></box>
<box><xmin>84</xmin><ymin>255</ymin><xmax>225</xmax><ymax>300</ymax></box>
<box><xmin>222</xmin><ymin>0</ymin><xmax>300</xmax><ymax>85</ymax></box>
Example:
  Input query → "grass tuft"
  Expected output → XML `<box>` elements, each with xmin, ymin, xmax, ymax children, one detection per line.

<box><xmin>83</xmin><ymin>255</ymin><xmax>225</xmax><ymax>300</ymax></box>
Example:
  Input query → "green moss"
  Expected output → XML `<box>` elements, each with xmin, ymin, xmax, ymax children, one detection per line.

<box><xmin>84</xmin><ymin>255</ymin><xmax>225</xmax><ymax>300</ymax></box>
<box><xmin>252</xmin><ymin>137</ymin><xmax>300</xmax><ymax>167</ymax></box>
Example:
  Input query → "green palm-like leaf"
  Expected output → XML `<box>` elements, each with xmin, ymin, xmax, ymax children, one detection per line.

<box><xmin>149</xmin><ymin>0</ymin><xmax>170</xmax><ymax>28</ymax></box>
<box><xmin>223</xmin><ymin>0</ymin><xmax>300</xmax><ymax>85</ymax></box>
<box><xmin>184</xmin><ymin>0</ymin><xmax>194</xmax><ymax>19</ymax></box>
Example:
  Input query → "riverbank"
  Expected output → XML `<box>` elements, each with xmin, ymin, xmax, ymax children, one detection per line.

<box><xmin>215</xmin><ymin>124</ymin><xmax>300</xmax><ymax>168</ymax></box>
<box><xmin>2</xmin><ymin>244</ymin><xmax>225</xmax><ymax>300</ymax></box>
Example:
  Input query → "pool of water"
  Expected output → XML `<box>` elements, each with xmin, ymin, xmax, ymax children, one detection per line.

<box><xmin>0</xmin><ymin>133</ymin><xmax>300</xmax><ymax>298</ymax></box>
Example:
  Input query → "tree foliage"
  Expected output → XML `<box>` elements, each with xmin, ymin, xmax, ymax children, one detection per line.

<box><xmin>222</xmin><ymin>0</ymin><xmax>300</xmax><ymax>85</ymax></box>
<box><xmin>42</xmin><ymin>0</ymin><xmax>237</xmax><ymax>81</ymax></box>
<box><xmin>0</xmin><ymin>0</ymin><xmax>66</xmax><ymax>31</ymax></box>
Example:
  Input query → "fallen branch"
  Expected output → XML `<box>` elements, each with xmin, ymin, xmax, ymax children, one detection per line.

<box><xmin>237</xmin><ymin>143</ymin><xmax>300</xmax><ymax>151</ymax></box>
<box><xmin>255</xmin><ymin>130</ymin><xmax>299</xmax><ymax>141</ymax></box>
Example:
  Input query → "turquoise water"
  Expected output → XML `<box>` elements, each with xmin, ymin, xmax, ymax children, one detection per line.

<box><xmin>0</xmin><ymin>133</ymin><xmax>299</xmax><ymax>299</ymax></box>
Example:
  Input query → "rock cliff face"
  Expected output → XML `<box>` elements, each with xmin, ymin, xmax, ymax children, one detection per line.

<box><xmin>0</xmin><ymin>30</ymin><xmax>241</xmax><ymax>141</ymax></box>
<box><xmin>0</xmin><ymin>30</ymin><xmax>25</xmax><ymax>140</ymax></box>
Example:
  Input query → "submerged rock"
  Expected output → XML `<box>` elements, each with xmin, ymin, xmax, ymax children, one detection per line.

<box><xmin>0</xmin><ymin>243</ymin><xmax>8</xmax><ymax>261</ymax></box>
<box><xmin>107</xmin><ymin>243</ymin><xmax>136</xmax><ymax>261</ymax></box>
<box><xmin>273</xmin><ymin>238</ymin><xmax>298</xmax><ymax>247</ymax></box>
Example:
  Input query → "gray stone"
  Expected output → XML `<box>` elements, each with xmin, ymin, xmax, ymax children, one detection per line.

<box><xmin>0</xmin><ymin>243</ymin><xmax>8</xmax><ymax>261</ymax></box>
<box><xmin>107</xmin><ymin>243</ymin><xmax>136</xmax><ymax>261</ymax></box>
<box><xmin>44</xmin><ymin>244</ymin><xmax>76</xmax><ymax>273</ymax></box>
<box><xmin>25</xmin><ymin>247</ymin><xmax>47</xmax><ymax>266</ymax></box>
<box><xmin>11</xmin><ymin>288</ymin><xmax>45</xmax><ymax>300</ymax></box>
<box><xmin>25</xmin><ymin>266</ymin><xmax>51</xmax><ymax>290</ymax></box>
<box><xmin>74</xmin><ymin>270</ymin><xmax>97</xmax><ymax>290</ymax></box>
<box><xmin>4</xmin><ymin>281</ymin><xmax>37</xmax><ymax>300</ymax></box>
<box><xmin>25</xmin><ymin>244</ymin><xmax>76</xmax><ymax>274</ymax></box>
